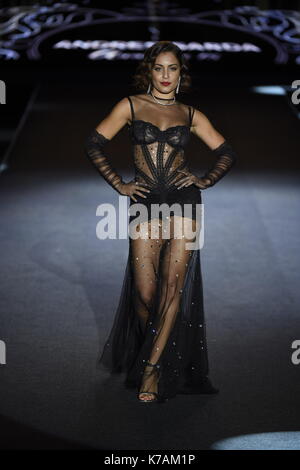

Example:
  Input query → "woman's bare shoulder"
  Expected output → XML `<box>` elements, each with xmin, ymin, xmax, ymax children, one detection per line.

<box><xmin>129</xmin><ymin>93</ymin><xmax>150</xmax><ymax>103</ymax></box>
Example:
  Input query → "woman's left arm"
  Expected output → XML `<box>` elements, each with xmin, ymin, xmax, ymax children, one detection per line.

<box><xmin>176</xmin><ymin>108</ymin><xmax>237</xmax><ymax>189</ymax></box>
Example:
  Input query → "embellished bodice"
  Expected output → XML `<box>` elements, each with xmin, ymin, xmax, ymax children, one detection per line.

<box><xmin>126</xmin><ymin>96</ymin><xmax>194</xmax><ymax>192</ymax></box>
<box><xmin>84</xmin><ymin>95</ymin><xmax>237</xmax><ymax>200</ymax></box>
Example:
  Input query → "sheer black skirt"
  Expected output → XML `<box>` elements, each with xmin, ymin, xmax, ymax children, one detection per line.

<box><xmin>96</xmin><ymin>185</ymin><xmax>219</xmax><ymax>402</ymax></box>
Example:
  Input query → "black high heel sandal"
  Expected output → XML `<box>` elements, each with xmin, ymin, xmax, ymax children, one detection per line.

<box><xmin>138</xmin><ymin>361</ymin><xmax>160</xmax><ymax>403</ymax></box>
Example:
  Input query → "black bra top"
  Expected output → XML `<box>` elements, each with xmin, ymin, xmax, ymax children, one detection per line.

<box><xmin>127</xmin><ymin>97</ymin><xmax>194</xmax><ymax>150</ymax></box>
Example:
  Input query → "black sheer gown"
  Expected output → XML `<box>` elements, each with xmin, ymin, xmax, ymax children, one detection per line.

<box><xmin>85</xmin><ymin>94</ymin><xmax>237</xmax><ymax>403</ymax></box>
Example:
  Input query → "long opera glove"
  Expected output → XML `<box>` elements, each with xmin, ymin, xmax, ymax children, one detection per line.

<box><xmin>197</xmin><ymin>140</ymin><xmax>237</xmax><ymax>188</ymax></box>
<box><xmin>85</xmin><ymin>128</ymin><xmax>124</xmax><ymax>192</ymax></box>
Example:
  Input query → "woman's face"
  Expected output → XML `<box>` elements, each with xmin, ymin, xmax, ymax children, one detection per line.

<box><xmin>150</xmin><ymin>52</ymin><xmax>181</xmax><ymax>96</ymax></box>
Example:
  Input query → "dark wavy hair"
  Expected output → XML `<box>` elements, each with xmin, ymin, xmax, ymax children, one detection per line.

<box><xmin>131</xmin><ymin>41</ymin><xmax>192</xmax><ymax>94</ymax></box>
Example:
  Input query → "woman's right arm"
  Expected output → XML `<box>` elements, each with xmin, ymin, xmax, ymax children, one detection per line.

<box><xmin>84</xmin><ymin>98</ymin><xmax>130</xmax><ymax>192</ymax></box>
<box><xmin>84</xmin><ymin>98</ymin><xmax>151</xmax><ymax>200</ymax></box>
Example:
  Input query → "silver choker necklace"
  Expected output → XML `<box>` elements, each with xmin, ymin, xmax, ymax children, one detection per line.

<box><xmin>150</xmin><ymin>91</ymin><xmax>176</xmax><ymax>106</ymax></box>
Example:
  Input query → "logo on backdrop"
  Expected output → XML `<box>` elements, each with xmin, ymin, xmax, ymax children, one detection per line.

<box><xmin>0</xmin><ymin>4</ymin><xmax>299</xmax><ymax>65</ymax></box>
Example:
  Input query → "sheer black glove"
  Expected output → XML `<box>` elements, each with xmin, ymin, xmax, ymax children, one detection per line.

<box><xmin>85</xmin><ymin>129</ymin><xmax>124</xmax><ymax>192</ymax></box>
<box><xmin>175</xmin><ymin>140</ymin><xmax>237</xmax><ymax>190</ymax></box>
<box><xmin>198</xmin><ymin>140</ymin><xmax>237</xmax><ymax>188</ymax></box>
<box><xmin>174</xmin><ymin>140</ymin><xmax>237</xmax><ymax>190</ymax></box>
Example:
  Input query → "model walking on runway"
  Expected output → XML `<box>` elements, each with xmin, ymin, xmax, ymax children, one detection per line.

<box><xmin>85</xmin><ymin>40</ymin><xmax>237</xmax><ymax>403</ymax></box>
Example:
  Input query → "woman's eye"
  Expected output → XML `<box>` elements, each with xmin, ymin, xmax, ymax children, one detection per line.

<box><xmin>154</xmin><ymin>67</ymin><xmax>177</xmax><ymax>71</ymax></box>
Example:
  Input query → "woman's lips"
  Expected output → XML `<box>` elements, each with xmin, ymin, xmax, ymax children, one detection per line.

<box><xmin>161</xmin><ymin>82</ymin><xmax>171</xmax><ymax>86</ymax></box>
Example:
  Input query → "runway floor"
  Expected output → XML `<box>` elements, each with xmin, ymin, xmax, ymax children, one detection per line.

<box><xmin>0</xmin><ymin>82</ymin><xmax>300</xmax><ymax>450</ymax></box>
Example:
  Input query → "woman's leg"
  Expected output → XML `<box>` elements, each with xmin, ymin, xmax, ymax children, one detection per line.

<box><xmin>130</xmin><ymin>218</ymin><xmax>166</xmax><ymax>400</ymax></box>
<box><xmin>130</xmin><ymin>218</ymin><xmax>163</xmax><ymax>333</ymax></box>
<box><xmin>138</xmin><ymin>215</ymin><xmax>200</xmax><ymax>399</ymax></box>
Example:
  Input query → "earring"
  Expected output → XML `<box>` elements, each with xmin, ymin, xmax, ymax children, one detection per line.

<box><xmin>176</xmin><ymin>76</ymin><xmax>181</xmax><ymax>94</ymax></box>
<box><xmin>147</xmin><ymin>82</ymin><xmax>151</xmax><ymax>94</ymax></box>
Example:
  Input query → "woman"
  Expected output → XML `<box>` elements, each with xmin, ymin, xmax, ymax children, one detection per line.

<box><xmin>85</xmin><ymin>41</ymin><xmax>237</xmax><ymax>404</ymax></box>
